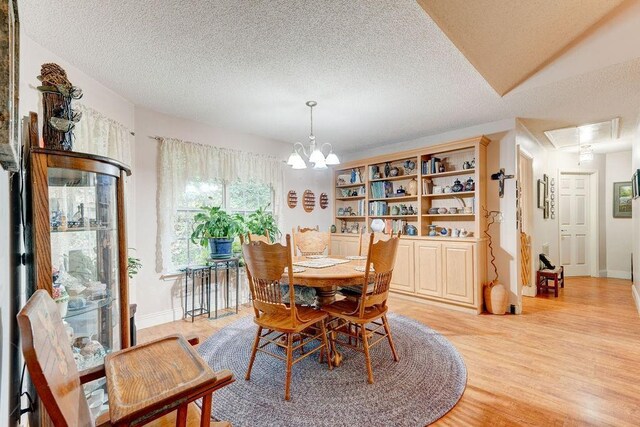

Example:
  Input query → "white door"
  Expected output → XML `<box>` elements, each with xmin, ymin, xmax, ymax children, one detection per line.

<box><xmin>559</xmin><ymin>173</ymin><xmax>590</xmax><ymax>276</ymax></box>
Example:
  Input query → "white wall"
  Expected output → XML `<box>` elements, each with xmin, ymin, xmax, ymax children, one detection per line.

<box><xmin>632</xmin><ymin>120</ymin><xmax>640</xmax><ymax>314</ymax></box>
<box><xmin>605</xmin><ymin>151</ymin><xmax>633</xmax><ymax>279</ymax></box>
<box><xmin>133</xmin><ymin>106</ymin><xmax>332</xmax><ymax>327</ymax></box>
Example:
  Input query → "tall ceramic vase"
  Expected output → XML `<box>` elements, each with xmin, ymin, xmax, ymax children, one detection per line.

<box><xmin>484</xmin><ymin>281</ymin><xmax>508</xmax><ymax>314</ymax></box>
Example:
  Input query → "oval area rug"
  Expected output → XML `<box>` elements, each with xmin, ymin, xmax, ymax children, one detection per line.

<box><xmin>197</xmin><ymin>312</ymin><xmax>466</xmax><ymax>427</ymax></box>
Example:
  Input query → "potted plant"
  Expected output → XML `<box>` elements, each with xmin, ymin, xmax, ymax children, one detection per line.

<box><xmin>191</xmin><ymin>204</ymin><xmax>245</xmax><ymax>258</ymax></box>
<box><xmin>127</xmin><ymin>249</ymin><xmax>143</xmax><ymax>279</ymax></box>
<box><xmin>246</xmin><ymin>204</ymin><xmax>280</xmax><ymax>242</ymax></box>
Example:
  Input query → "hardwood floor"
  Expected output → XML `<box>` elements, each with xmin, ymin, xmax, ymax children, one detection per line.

<box><xmin>138</xmin><ymin>277</ymin><xmax>640</xmax><ymax>426</ymax></box>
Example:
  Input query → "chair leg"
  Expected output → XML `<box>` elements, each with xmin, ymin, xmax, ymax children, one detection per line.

<box><xmin>285</xmin><ymin>333</ymin><xmax>294</xmax><ymax>401</ymax></box>
<box><xmin>319</xmin><ymin>320</ymin><xmax>333</xmax><ymax>371</ymax></box>
<box><xmin>245</xmin><ymin>326</ymin><xmax>262</xmax><ymax>381</ymax></box>
<box><xmin>200</xmin><ymin>393</ymin><xmax>212</xmax><ymax>427</ymax></box>
<box><xmin>554</xmin><ymin>276</ymin><xmax>559</xmax><ymax>297</ymax></box>
<box><xmin>361</xmin><ymin>324</ymin><xmax>374</xmax><ymax>384</ymax></box>
<box><xmin>382</xmin><ymin>314</ymin><xmax>399</xmax><ymax>362</ymax></box>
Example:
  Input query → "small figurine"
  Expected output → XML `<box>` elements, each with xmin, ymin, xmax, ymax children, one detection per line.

<box><xmin>396</xmin><ymin>185</ymin><xmax>406</xmax><ymax>195</ymax></box>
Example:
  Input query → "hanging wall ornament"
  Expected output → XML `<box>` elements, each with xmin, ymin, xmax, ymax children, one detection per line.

<box><xmin>319</xmin><ymin>193</ymin><xmax>329</xmax><ymax>209</ymax></box>
<box><xmin>287</xmin><ymin>190</ymin><xmax>298</xmax><ymax>208</ymax></box>
<box><xmin>303</xmin><ymin>190</ymin><xmax>315</xmax><ymax>212</ymax></box>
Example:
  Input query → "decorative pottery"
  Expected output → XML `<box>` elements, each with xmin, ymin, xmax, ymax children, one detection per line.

<box><xmin>389</xmin><ymin>167</ymin><xmax>400</xmax><ymax>177</ymax></box>
<box><xmin>370</xmin><ymin>218</ymin><xmax>385</xmax><ymax>233</ymax></box>
<box><xmin>433</xmin><ymin>185</ymin><xmax>443</xmax><ymax>194</ymax></box>
<box><xmin>438</xmin><ymin>164</ymin><xmax>445</xmax><ymax>173</ymax></box>
<box><xmin>464</xmin><ymin>177</ymin><xmax>475</xmax><ymax>192</ymax></box>
<box><xmin>391</xmin><ymin>205</ymin><xmax>400</xmax><ymax>216</ymax></box>
<box><xmin>350</xmin><ymin>169</ymin><xmax>357</xmax><ymax>183</ymax></box>
<box><xmin>462</xmin><ymin>161</ymin><xmax>471</xmax><ymax>170</ymax></box>
<box><xmin>407</xmin><ymin>178</ymin><xmax>417</xmax><ymax>196</ymax></box>
<box><xmin>452</xmin><ymin>179</ymin><xmax>464</xmax><ymax>193</ymax></box>
<box><xmin>400</xmin><ymin>204</ymin><xmax>408</xmax><ymax>215</ymax></box>
<box><xmin>452</xmin><ymin>228</ymin><xmax>460</xmax><ymax>238</ymax></box>
<box><xmin>428</xmin><ymin>225</ymin><xmax>437</xmax><ymax>236</ymax></box>
<box><xmin>463</xmin><ymin>206</ymin><xmax>473</xmax><ymax>214</ymax></box>
<box><xmin>403</xmin><ymin>160</ymin><xmax>416</xmax><ymax>174</ymax></box>
<box><xmin>470</xmin><ymin>158</ymin><xmax>476</xmax><ymax>168</ymax></box>
<box><xmin>439</xmin><ymin>227</ymin><xmax>449</xmax><ymax>236</ymax></box>
<box><xmin>484</xmin><ymin>281</ymin><xmax>508</xmax><ymax>314</ymax></box>
<box><xmin>396</xmin><ymin>186</ymin><xmax>405</xmax><ymax>195</ymax></box>
<box><xmin>437</xmin><ymin>207</ymin><xmax>448</xmax><ymax>214</ymax></box>
<box><xmin>384</xmin><ymin>162</ymin><xmax>391</xmax><ymax>177</ymax></box>
<box><xmin>428</xmin><ymin>207</ymin><xmax>439</xmax><ymax>214</ymax></box>
<box><xmin>460</xmin><ymin>228</ymin><xmax>468</xmax><ymax>237</ymax></box>
<box><xmin>405</xmin><ymin>225</ymin><xmax>418</xmax><ymax>236</ymax></box>
<box><xmin>338</xmin><ymin>207</ymin><xmax>345</xmax><ymax>216</ymax></box>
<box><xmin>330</xmin><ymin>224</ymin><xmax>337</xmax><ymax>233</ymax></box>
<box><xmin>408</xmin><ymin>205</ymin><xmax>415</xmax><ymax>215</ymax></box>
<box><xmin>444</xmin><ymin>186</ymin><xmax>452</xmax><ymax>193</ymax></box>
<box><xmin>448</xmin><ymin>207</ymin><xmax>458</xmax><ymax>214</ymax></box>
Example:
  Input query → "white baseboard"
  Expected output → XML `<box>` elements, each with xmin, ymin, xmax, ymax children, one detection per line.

<box><xmin>598</xmin><ymin>269</ymin><xmax>607</xmax><ymax>278</ymax></box>
<box><xmin>632</xmin><ymin>285</ymin><xmax>640</xmax><ymax>316</ymax></box>
<box><xmin>136</xmin><ymin>307</ymin><xmax>183</xmax><ymax>329</ymax></box>
<box><xmin>604</xmin><ymin>270</ymin><xmax>632</xmax><ymax>280</ymax></box>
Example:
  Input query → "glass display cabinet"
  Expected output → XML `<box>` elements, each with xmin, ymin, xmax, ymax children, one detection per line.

<box><xmin>30</xmin><ymin>148</ymin><xmax>131</xmax><ymax>372</ymax></box>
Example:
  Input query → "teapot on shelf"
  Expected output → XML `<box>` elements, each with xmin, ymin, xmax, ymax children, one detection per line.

<box><xmin>464</xmin><ymin>177</ymin><xmax>475</xmax><ymax>192</ymax></box>
<box><xmin>452</xmin><ymin>179</ymin><xmax>464</xmax><ymax>193</ymax></box>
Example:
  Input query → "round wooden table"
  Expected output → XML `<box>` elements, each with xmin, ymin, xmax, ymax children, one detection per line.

<box><xmin>288</xmin><ymin>256</ymin><xmax>366</xmax><ymax>306</ymax></box>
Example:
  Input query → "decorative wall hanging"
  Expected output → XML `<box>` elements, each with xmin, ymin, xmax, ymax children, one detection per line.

<box><xmin>319</xmin><ymin>193</ymin><xmax>329</xmax><ymax>209</ymax></box>
<box><xmin>303</xmin><ymin>190</ymin><xmax>315</xmax><ymax>212</ymax></box>
<box><xmin>537</xmin><ymin>174</ymin><xmax>549</xmax><ymax>219</ymax></box>
<box><xmin>287</xmin><ymin>190</ymin><xmax>298</xmax><ymax>208</ymax></box>
<box><xmin>613</xmin><ymin>181</ymin><xmax>632</xmax><ymax>218</ymax></box>
<box><xmin>490</xmin><ymin>168</ymin><xmax>514</xmax><ymax>198</ymax></box>
<box><xmin>549</xmin><ymin>177</ymin><xmax>556</xmax><ymax>219</ymax></box>
<box><xmin>37</xmin><ymin>63</ymin><xmax>83</xmax><ymax>150</ymax></box>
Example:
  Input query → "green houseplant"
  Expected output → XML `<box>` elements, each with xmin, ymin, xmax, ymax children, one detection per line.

<box><xmin>246</xmin><ymin>204</ymin><xmax>280</xmax><ymax>242</ymax></box>
<box><xmin>191</xmin><ymin>205</ymin><xmax>245</xmax><ymax>258</ymax></box>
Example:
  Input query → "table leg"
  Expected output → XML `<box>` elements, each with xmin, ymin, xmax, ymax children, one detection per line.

<box><xmin>200</xmin><ymin>394</ymin><xmax>212</xmax><ymax>427</ymax></box>
<box><xmin>316</xmin><ymin>286</ymin><xmax>337</xmax><ymax>306</ymax></box>
<box><xmin>176</xmin><ymin>404</ymin><xmax>188</xmax><ymax>427</ymax></box>
<box><xmin>235</xmin><ymin>261</ymin><xmax>239</xmax><ymax>313</ymax></box>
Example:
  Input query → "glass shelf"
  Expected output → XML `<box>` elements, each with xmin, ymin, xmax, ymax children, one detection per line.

<box><xmin>51</xmin><ymin>227</ymin><xmax>116</xmax><ymax>233</ymax></box>
<box><xmin>63</xmin><ymin>294</ymin><xmax>114</xmax><ymax>320</ymax></box>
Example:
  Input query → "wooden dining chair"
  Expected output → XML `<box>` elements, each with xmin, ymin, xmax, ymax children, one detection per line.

<box><xmin>357</xmin><ymin>231</ymin><xmax>391</xmax><ymax>256</ymax></box>
<box><xmin>325</xmin><ymin>232</ymin><xmax>401</xmax><ymax>384</ymax></box>
<box><xmin>17</xmin><ymin>290</ymin><xmax>233</xmax><ymax>427</ymax></box>
<box><xmin>292</xmin><ymin>226</ymin><xmax>331</xmax><ymax>256</ymax></box>
<box><xmin>248</xmin><ymin>230</ymin><xmax>271</xmax><ymax>243</ymax></box>
<box><xmin>242</xmin><ymin>234</ymin><xmax>332</xmax><ymax>400</ymax></box>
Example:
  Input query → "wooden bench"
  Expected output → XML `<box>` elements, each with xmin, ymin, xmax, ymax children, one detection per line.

<box><xmin>536</xmin><ymin>266</ymin><xmax>564</xmax><ymax>297</ymax></box>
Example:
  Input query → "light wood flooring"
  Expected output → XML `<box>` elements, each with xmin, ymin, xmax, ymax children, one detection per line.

<box><xmin>138</xmin><ymin>277</ymin><xmax>640</xmax><ymax>426</ymax></box>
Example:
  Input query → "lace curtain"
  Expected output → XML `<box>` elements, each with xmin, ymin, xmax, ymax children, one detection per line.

<box><xmin>73</xmin><ymin>103</ymin><xmax>132</xmax><ymax>165</ymax></box>
<box><xmin>156</xmin><ymin>137</ymin><xmax>285</xmax><ymax>272</ymax></box>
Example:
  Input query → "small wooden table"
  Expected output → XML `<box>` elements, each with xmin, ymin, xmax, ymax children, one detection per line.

<box><xmin>287</xmin><ymin>256</ymin><xmax>366</xmax><ymax>305</ymax></box>
<box><xmin>105</xmin><ymin>335</ymin><xmax>228</xmax><ymax>426</ymax></box>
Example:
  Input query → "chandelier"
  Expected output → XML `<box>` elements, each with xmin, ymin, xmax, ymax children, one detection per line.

<box><xmin>287</xmin><ymin>101</ymin><xmax>340</xmax><ymax>170</ymax></box>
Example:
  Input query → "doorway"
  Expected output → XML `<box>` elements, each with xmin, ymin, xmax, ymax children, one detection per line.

<box><xmin>518</xmin><ymin>148</ymin><xmax>534</xmax><ymax>297</ymax></box>
<box><xmin>558</xmin><ymin>171</ymin><xmax>598</xmax><ymax>277</ymax></box>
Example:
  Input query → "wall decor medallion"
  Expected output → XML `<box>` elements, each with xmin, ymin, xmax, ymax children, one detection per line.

<box><xmin>287</xmin><ymin>190</ymin><xmax>298</xmax><ymax>208</ymax></box>
<box><xmin>319</xmin><ymin>192</ymin><xmax>329</xmax><ymax>209</ymax></box>
<box><xmin>303</xmin><ymin>190</ymin><xmax>315</xmax><ymax>212</ymax></box>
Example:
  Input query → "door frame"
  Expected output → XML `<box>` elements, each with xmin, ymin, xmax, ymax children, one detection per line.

<box><xmin>558</xmin><ymin>169</ymin><xmax>599</xmax><ymax>277</ymax></box>
<box><xmin>517</xmin><ymin>147</ymin><xmax>535</xmax><ymax>295</ymax></box>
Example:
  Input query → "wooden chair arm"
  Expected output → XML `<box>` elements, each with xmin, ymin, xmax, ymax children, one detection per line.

<box><xmin>79</xmin><ymin>364</ymin><xmax>106</xmax><ymax>384</ymax></box>
<box><xmin>214</xmin><ymin>369</ymin><xmax>234</xmax><ymax>385</ymax></box>
<box><xmin>94</xmin><ymin>411</ymin><xmax>112</xmax><ymax>427</ymax></box>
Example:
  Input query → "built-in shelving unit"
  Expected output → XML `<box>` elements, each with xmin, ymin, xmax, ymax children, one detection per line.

<box><xmin>330</xmin><ymin>135</ymin><xmax>489</xmax><ymax>314</ymax></box>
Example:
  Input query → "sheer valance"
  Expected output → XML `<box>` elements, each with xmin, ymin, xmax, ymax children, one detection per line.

<box><xmin>156</xmin><ymin>137</ymin><xmax>285</xmax><ymax>272</ymax></box>
<box><xmin>73</xmin><ymin>103</ymin><xmax>132</xmax><ymax>166</ymax></box>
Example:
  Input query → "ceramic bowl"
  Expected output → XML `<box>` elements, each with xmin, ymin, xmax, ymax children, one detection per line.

<box><xmin>428</xmin><ymin>207</ymin><xmax>439</xmax><ymax>214</ymax></box>
<box><xmin>449</xmin><ymin>207</ymin><xmax>458</xmax><ymax>214</ymax></box>
<box><xmin>437</xmin><ymin>207</ymin><xmax>448</xmax><ymax>214</ymax></box>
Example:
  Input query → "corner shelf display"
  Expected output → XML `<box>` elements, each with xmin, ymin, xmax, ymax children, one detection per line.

<box><xmin>30</xmin><ymin>148</ymin><xmax>131</xmax><ymax>372</ymax></box>
<box><xmin>334</xmin><ymin>166</ymin><xmax>367</xmax><ymax>234</ymax></box>
<box><xmin>331</xmin><ymin>136</ymin><xmax>487</xmax><ymax>239</ymax></box>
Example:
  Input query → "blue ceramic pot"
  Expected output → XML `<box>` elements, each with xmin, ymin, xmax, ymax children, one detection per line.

<box><xmin>209</xmin><ymin>238</ymin><xmax>234</xmax><ymax>258</ymax></box>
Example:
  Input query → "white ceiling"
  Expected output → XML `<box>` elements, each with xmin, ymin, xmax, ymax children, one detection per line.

<box><xmin>19</xmin><ymin>0</ymin><xmax>640</xmax><ymax>153</ymax></box>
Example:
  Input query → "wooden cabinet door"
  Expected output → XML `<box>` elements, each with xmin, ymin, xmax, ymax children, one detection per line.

<box><xmin>341</xmin><ymin>238</ymin><xmax>360</xmax><ymax>257</ymax></box>
<box><xmin>330</xmin><ymin>239</ymin><xmax>342</xmax><ymax>256</ymax></box>
<box><xmin>442</xmin><ymin>242</ymin><xmax>475</xmax><ymax>304</ymax></box>
<box><xmin>415</xmin><ymin>241</ymin><xmax>442</xmax><ymax>297</ymax></box>
<box><xmin>390</xmin><ymin>240</ymin><xmax>414</xmax><ymax>293</ymax></box>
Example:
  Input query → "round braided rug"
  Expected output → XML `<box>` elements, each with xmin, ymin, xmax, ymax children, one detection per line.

<box><xmin>197</xmin><ymin>313</ymin><xmax>466</xmax><ymax>426</ymax></box>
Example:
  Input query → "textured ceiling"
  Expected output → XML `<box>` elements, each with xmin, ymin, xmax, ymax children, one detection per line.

<box><xmin>417</xmin><ymin>0</ymin><xmax>626</xmax><ymax>96</ymax></box>
<box><xmin>18</xmin><ymin>0</ymin><xmax>640</xmax><ymax>152</ymax></box>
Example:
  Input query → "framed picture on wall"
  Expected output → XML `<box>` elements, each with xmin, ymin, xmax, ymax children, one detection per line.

<box><xmin>613</xmin><ymin>181</ymin><xmax>632</xmax><ymax>218</ymax></box>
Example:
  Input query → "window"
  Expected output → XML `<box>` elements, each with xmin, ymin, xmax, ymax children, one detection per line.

<box><xmin>170</xmin><ymin>180</ymin><xmax>272</xmax><ymax>268</ymax></box>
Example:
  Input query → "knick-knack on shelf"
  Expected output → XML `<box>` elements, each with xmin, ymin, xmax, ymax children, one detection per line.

<box><xmin>384</xmin><ymin>162</ymin><xmax>391</xmax><ymax>178</ymax></box>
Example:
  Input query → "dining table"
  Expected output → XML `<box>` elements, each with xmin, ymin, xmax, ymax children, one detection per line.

<box><xmin>287</xmin><ymin>256</ymin><xmax>367</xmax><ymax>305</ymax></box>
